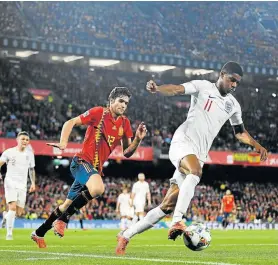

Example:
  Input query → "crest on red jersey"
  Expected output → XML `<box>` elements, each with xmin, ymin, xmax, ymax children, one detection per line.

<box><xmin>118</xmin><ymin>126</ymin><xmax>124</xmax><ymax>136</ymax></box>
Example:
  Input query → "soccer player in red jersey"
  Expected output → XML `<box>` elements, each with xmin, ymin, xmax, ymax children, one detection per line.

<box><xmin>31</xmin><ymin>87</ymin><xmax>147</xmax><ymax>248</ymax></box>
<box><xmin>220</xmin><ymin>190</ymin><xmax>236</xmax><ymax>229</ymax></box>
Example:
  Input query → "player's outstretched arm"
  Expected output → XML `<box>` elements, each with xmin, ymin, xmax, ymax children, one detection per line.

<box><xmin>47</xmin><ymin>116</ymin><xmax>83</xmax><ymax>150</ymax></box>
<box><xmin>122</xmin><ymin>122</ymin><xmax>147</xmax><ymax>158</ymax></box>
<box><xmin>233</xmin><ymin>124</ymin><xmax>268</xmax><ymax>161</ymax></box>
<box><xmin>146</xmin><ymin>80</ymin><xmax>185</xmax><ymax>96</ymax></box>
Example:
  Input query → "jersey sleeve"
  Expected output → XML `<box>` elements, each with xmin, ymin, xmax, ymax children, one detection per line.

<box><xmin>117</xmin><ymin>194</ymin><xmax>122</xmax><ymax>204</ymax></box>
<box><xmin>180</xmin><ymin>80</ymin><xmax>203</xmax><ymax>95</ymax></box>
<box><xmin>123</xmin><ymin>118</ymin><xmax>133</xmax><ymax>138</ymax></box>
<box><xmin>79</xmin><ymin>107</ymin><xmax>103</xmax><ymax>126</ymax></box>
<box><xmin>229</xmin><ymin>102</ymin><xmax>243</xmax><ymax>126</ymax></box>
<box><xmin>29</xmin><ymin>152</ymin><xmax>35</xmax><ymax>168</ymax></box>
<box><xmin>0</xmin><ymin>149</ymin><xmax>9</xmax><ymax>163</ymax></box>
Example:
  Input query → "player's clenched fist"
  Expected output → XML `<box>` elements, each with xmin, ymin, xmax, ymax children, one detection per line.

<box><xmin>146</xmin><ymin>80</ymin><xmax>158</xmax><ymax>93</ymax></box>
<box><xmin>135</xmin><ymin>122</ymin><xmax>147</xmax><ymax>140</ymax></box>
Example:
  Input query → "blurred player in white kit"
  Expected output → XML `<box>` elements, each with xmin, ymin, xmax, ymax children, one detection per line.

<box><xmin>116</xmin><ymin>188</ymin><xmax>134</xmax><ymax>230</ymax></box>
<box><xmin>0</xmin><ymin>132</ymin><xmax>36</xmax><ymax>240</ymax></box>
<box><xmin>130</xmin><ymin>173</ymin><xmax>151</xmax><ymax>224</ymax></box>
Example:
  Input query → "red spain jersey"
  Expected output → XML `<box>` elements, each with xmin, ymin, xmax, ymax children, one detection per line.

<box><xmin>222</xmin><ymin>194</ymin><xmax>235</xmax><ymax>213</ymax></box>
<box><xmin>76</xmin><ymin>107</ymin><xmax>133</xmax><ymax>174</ymax></box>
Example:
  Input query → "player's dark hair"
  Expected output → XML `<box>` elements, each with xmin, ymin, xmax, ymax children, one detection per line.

<box><xmin>221</xmin><ymin>61</ymin><xmax>243</xmax><ymax>77</ymax></box>
<box><xmin>108</xmin><ymin>87</ymin><xmax>132</xmax><ymax>102</ymax></box>
<box><xmin>17</xmin><ymin>131</ymin><xmax>29</xmax><ymax>138</ymax></box>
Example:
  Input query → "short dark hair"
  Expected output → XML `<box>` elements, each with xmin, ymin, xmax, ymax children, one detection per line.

<box><xmin>108</xmin><ymin>87</ymin><xmax>132</xmax><ymax>102</ymax></box>
<box><xmin>17</xmin><ymin>131</ymin><xmax>29</xmax><ymax>138</ymax></box>
<box><xmin>221</xmin><ymin>61</ymin><xmax>243</xmax><ymax>77</ymax></box>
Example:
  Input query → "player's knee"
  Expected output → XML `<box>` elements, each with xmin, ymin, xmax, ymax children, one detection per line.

<box><xmin>9</xmin><ymin>204</ymin><xmax>16</xmax><ymax>211</ymax></box>
<box><xmin>160</xmin><ymin>206</ymin><xmax>173</xmax><ymax>215</ymax></box>
<box><xmin>160</xmin><ymin>201</ymin><xmax>176</xmax><ymax>215</ymax></box>
<box><xmin>187</xmin><ymin>167</ymin><xmax>202</xmax><ymax>177</ymax></box>
<box><xmin>88</xmin><ymin>184</ymin><xmax>105</xmax><ymax>197</ymax></box>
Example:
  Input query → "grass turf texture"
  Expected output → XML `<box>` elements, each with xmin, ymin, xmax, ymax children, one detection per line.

<box><xmin>0</xmin><ymin>229</ymin><xmax>277</xmax><ymax>265</ymax></box>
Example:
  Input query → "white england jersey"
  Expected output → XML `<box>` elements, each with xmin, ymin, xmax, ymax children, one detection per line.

<box><xmin>172</xmin><ymin>80</ymin><xmax>243</xmax><ymax>162</ymax></box>
<box><xmin>117</xmin><ymin>193</ymin><xmax>131</xmax><ymax>210</ymax></box>
<box><xmin>132</xmin><ymin>181</ymin><xmax>150</xmax><ymax>203</ymax></box>
<box><xmin>0</xmin><ymin>147</ymin><xmax>35</xmax><ymax>190</ymax></box>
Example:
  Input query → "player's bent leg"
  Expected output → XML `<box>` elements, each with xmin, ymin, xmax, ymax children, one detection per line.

<box><xmin>85</xmin><ymin>173</ymin><xmax>105</xmax><ymax>197</ymax></box>
<box><xmin>54</xmin><ymin>173</ymin><xmax>104</xmax><ymax>238</ymax></box>
<box><xmin>178</xmin><ymin>154</ymin><xmax>202</xmax><ymax>177</ymax></box>
<box><xmin>116</xmin><ymin>184</ymin><xmax>179</xmax><ymax>255</ymax></box>
<box><xmin>169</xmin><ymin>155</ymin><xmax>201</xmax><ymax>241</ymax></box>
<box><xmin>32</xmin><ymin>198</ymin><xmax>74</xmax><ymax>247</ymax></box>
<box><xmin>158</xmin><ymin>183</ymin><xmax>186</xmax><ymax>241</ymax></box>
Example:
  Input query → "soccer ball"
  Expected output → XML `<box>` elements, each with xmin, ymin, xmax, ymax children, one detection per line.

<box><xmin>183</xmin><ymin>223</ymin><xmax>211</xmax><ymax>251</ymax></box>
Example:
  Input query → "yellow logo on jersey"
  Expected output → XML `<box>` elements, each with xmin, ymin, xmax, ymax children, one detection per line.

<box><xmin>118</xmin><ymin>126</ymin><xmax>124</xmax><ymax>137</ymax></box>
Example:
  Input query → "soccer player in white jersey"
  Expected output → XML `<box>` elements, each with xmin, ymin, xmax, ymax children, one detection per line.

<box><xmin>130</xmin><ymin>173</ymin><xmax>151</xmax><ymax>224</ymax></box>
<box><xmin>0</xmin><ymin>132</ymin><xmax>36</xmax><ymax>240</ymax></box>
<box><xmin>116</xmin><ymin>188</ymin><xmax>132</xmax><ymax>230</ymax></box>
<box><xmin>115</xmin><ymin>61</ymin><xmax>268</xmax><ymax>255</ymax></box>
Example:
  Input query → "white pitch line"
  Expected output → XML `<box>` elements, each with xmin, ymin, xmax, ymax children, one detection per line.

<box><xmin>1</xmin><ymin>243</ymin><xmax>277</xmax><ymax>248</ymax></box>
<box><xmin>20</xmin><ymin>257</ymin><xmax>68</xmax><ymax>261</ymax></box>
<box><xmin>134</xmin><ymin>244</ymin><xmax>278</xmax><ymax>247</ymax></box>
<box><xmin>0</xmin><ymin>250</ymin><xmax>242</xmax><ymax>265</ymax></box>
<box><xmin>218</xmin><ymin>244</ymin><xmax>278</xmax><ymax>246</ymax></box>
<box><xmin>0</xmin><ymin>245</ymin><xmax>103</xmax><ymax>248</ymax></box>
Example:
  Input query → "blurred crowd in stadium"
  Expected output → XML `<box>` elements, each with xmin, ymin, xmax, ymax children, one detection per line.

<box><xmin>1</xmin><ymin>2</ymin><xmax>278</xmax><ymax>66</ymax></box>
<box><xmin>0</xmin><ymin>175</ymin><xmax>277</xmax><ymax>223</ymax></box>
<box><xmin>1</xmin><ymin>59</ymin><xmax>278</xmax><ymax>153</ymax></box>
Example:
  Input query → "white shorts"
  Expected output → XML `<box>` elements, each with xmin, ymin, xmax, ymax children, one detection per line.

<box><xmin>134</xmin><ymin>202</ymin><xmax>145</xmax><ymax>213</ymax></box>
<box><xmin>127</xmin><ymin>206</ymin><xmax>135</xmax><ymax>218</ymax></box>
<box><xmin>120</xmin><ymin>207</ymin><xmax>131</xmax><ymax>217</ymax></box>
<box><xmin>5</xmin><ymin>187</ymin><xmax>27</xmax><ymax>208</ymax></box>
<box><xmin>169</xmin><ymin>138</ymin><xmax>205</xmax><ymax>169</ymax></box>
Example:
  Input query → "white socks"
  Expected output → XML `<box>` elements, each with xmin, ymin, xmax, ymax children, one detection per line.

<box><xmin>6</xmin><ymin>210</ymin><xmax>16</xmax><ymax>236</ymax></box>
<box><xmin>3</xmin><ymin>211</ymin><xmax>7</xmax><ymax>219</ymax></box>
<box><xmin>127</xmin><ymin>219</ymin><xmax>132</xmax><ymax>228</ymax></box>
<box><xmin>120</xmin><ymin>218</ymin><xmax>128</xmax><ymax>230</ymax></box>
<box><xmin>171</xmin><ymin>174</ymin><xmax>200</xmax><ymax>226</ymax></box>
<box><xmin>123</xmin><ymin>207</ymin><xmax>166</xmax><ymax>239</ymax></box>
<box><xmin>132</xmin><ymin>215</ymin><xmax>139</xmax><ymax>225</ymax></box>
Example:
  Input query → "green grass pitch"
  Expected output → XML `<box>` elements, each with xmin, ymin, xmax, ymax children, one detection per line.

<box><xmin>0</xmin><ymin>228</ymin><xmax>277</xmax><ymax>265</ymax></box>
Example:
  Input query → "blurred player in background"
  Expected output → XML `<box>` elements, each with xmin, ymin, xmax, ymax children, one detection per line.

<box><xmin>220</xmin><ymin>190</ymin><xmax>236</xmax><ymax>230</ymax></box>
<box><xmin>1</xmin><ymin>203</ymin><xmax>7</xmax><ymax>228</ymax></box>
<box><xmin>77</xmin><ymin>206</ymin><xmax>86</xmax><ymax>230</ymax></box>
<box><xmin>130</xmin><ymin>173</ymin><xmax>151</xmax><ymax>224</ymax></box>
<box><xmin>115</xmin><ymin>61</ymin><xmax>268</xmax><ymax>255</ymax></box>
<box><xmin>0</xmin><ymin>131</ymin><xmax>36</xmax><ymax>240</ymax></box>
<box><xmin>31</xmin><ymin>87</ymin><xmax>147</xmax><ymax>248</ymax></box>
<box><xmin>116</xmin><ymin>188</ymin><xmax>132</xmax><ymax>230</ymax></box>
